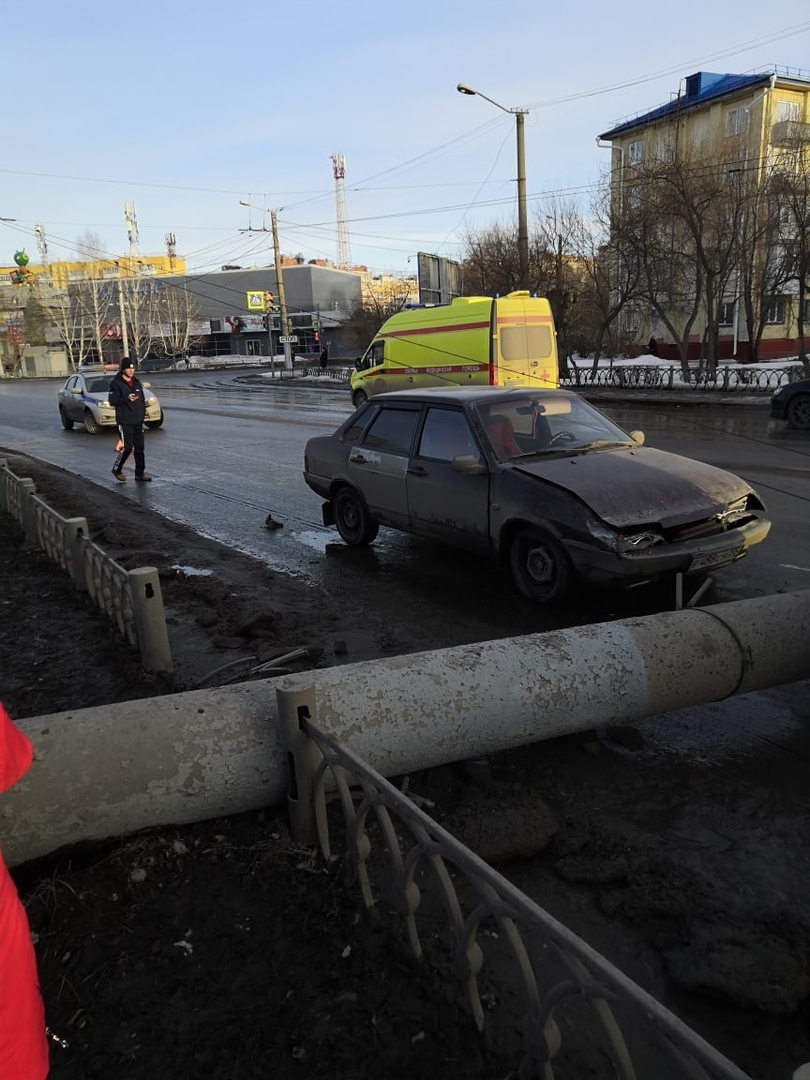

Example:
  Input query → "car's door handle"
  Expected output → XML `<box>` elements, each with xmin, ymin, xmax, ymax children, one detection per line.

<box><xmin>351</xmin><ymin>453</ymin><xmax>370</xmax><ymax>464</ymax></box>
<box><xmin>407</xmin><ymin>465</ymin><xmax>428</xmax><ymax>477</ymax></box>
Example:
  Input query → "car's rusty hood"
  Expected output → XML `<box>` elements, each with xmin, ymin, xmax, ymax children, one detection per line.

<box><xmin>512</xmin><ymin>446</ymin><xmax>754</xmax><ymax>528</ymax></box>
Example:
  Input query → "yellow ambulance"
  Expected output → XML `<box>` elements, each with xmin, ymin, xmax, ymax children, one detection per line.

<box><xmin>349</xmin><ymin>291</ymin><xmax>559</xmax><ymax>407</ymax></box>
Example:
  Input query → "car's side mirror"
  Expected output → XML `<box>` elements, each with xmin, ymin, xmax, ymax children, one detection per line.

<box><xmin>142</xmin><ymin>382</ymin><xmax>151</xmax><ymax>388</ymax></box>
<box><xmin>71</xmin><ymin>387</ymin><xmax>82</xmax><ymax>395</ymax></box>
<box><xmin>452</xmin><ymin>454</ymin><xmax>486</xmax><ymax>474</ymax></box>
<box><xmin>630</xmin><ymin>430</ymin><xmax>645</xmax><ymax>446</ymax></box>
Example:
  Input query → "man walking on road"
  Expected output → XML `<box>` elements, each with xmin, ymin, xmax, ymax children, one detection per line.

<box><xmin>110</xmin><ymin>359</ymin><xmax>152</xmax><ymax>482</ymax></box>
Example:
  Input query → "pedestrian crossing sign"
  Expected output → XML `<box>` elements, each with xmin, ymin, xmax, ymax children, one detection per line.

<box><xmin>246</xmin><ymin>290</ymin><xmax>266</xmax><ymax>311</ymax></box>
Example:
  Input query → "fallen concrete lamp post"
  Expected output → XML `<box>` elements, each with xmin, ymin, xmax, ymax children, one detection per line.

<box><xmin>3</xmin><ymin>590</ymin><xmax>809</xmax><ymax>866</ymax></box>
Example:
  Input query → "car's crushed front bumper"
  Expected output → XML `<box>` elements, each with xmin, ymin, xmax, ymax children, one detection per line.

<box><xmin>569</xmin><ymin>516</ymin><xmax>772</xmax><ymax>589</ymax></box>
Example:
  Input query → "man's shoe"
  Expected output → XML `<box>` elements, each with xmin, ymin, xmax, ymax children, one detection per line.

<box><xmin>135</xmin><ymin>474</ymin><xmax>152</xmax><ymax>482</ymax></box>
<box><xmin>112</xmin><ymin>470</ymin><xmax>126</xmax><ymax>482</ymax></box>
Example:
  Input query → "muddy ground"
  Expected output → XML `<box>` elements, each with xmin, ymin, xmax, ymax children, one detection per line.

<box><xmin>1</xmin><ymin>450</ymin><xmax>809</xmax><ymax>1079</ymax></box>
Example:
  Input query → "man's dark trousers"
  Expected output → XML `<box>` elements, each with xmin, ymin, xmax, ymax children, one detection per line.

<box><xmin>113</xmin><ymin>424</ymin><xmax>145</xmax><ymax>476</ymax></box>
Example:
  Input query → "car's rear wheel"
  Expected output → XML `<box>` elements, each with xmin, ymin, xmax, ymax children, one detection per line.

<box><xmin>332</xmin><ymin>487</ymin><xmax>379</xmax><ymax>546</ymax></box>
<box><xmin>352</xmin><ymin>390</ymin><xmax>368</xmax><ymax>408</ymax></box>
<box><xmin>510</xmin><ymin>527</ymin><xmax>571</xmax><ymax>604</ymax></box>
<box><xmin>786</xmin><ymin>393</ymin><xmax>810</xmax><ymax>430</ymax></box>
<box><xmin>146</xmin><ymin>413</ymin><xmax>164</xmax><ymax>429</ymax></box>
<box><xmin>59</xmin><ymin>407</ymin><xmax>74</xmax><ymax>431</ymax></box>
<box><xmin>83</xmin><ymin>409</ymin><xmax>100</xmax><ymax>435</ymax></box>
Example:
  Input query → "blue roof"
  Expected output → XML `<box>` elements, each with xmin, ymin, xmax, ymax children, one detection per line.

<box><xmin>599</xmin><ymin>71</ymin><xmax>777</xmax><ymax>140</ymax></box>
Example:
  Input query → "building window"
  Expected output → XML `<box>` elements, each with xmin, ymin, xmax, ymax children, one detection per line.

<box><xmin>776</xmin><ymin>100</ymin><xmax>801</xmax><ymax>123</ymax></box>
<box><xmin>718</xmin><ymin>301</ymin><xmax>735</xmax><ymax>326</ymax></box>
<box><xmin>628</xmin><ymin>140</ymin><xmax>643</xmax><ymax>166</ymax></box>
<box><xmin>627</xmin><ymin>185</ymin><xmax>641</xmax><ymax>210</ymax></box>
<box><xmin>764</xmin><ymin>297</ymin><xmax>787</xmax><ymax>325</ymax></box>
<box><xmin>725</xmin><ymin>107</ymin><xmax>747</xmax><ymax>136</ymax></box>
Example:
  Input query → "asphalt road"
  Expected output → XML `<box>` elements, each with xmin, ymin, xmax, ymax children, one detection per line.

<box><xmin>1</xmin><ymin>369</ymin><xmax>808</xmax><ymax>603</ymax></box>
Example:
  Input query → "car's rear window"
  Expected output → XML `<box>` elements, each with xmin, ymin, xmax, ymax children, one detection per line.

<box><xmin>342</xmin><ymin>404</ymin><xmax>379</xmax><ymax>443</ymax></box>
<box><xmin>500</xmin><ymin>324</ymin><xmax>553</xmax><ymax>361</ymax></box>
<box><xmin>362</xmin><ymin>406</ymin><xmax>420</xmax><ymax>455</ymax></box>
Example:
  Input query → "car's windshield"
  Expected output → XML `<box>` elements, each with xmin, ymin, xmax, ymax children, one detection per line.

<box><xmin>475</xmin><ymin>393</ymin><xmax>634</xmax><ymax>462</ymax></box>
<box><xmin>87</xmin><ymin>378</ymin><xmax>112</xmax><ymax>393</ymax></box>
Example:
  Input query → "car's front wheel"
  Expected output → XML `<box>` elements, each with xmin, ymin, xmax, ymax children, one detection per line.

<box><xmin>83</xmin><ymin>409</ymin><xmax>100</xmax><ymax>435</ymax></box>
<box><xmin>59</xmin><ymin>407</ymin><xmax>74</xmax><ymax>431</ymax></box>
<box><xmin>352</xmin><ymin>390</ymin><xmax>368</xmax><ymax>408</ymax></box>
<box><xmin>786</xmin><ymin>393</ymin><xmax>810</xmax><ymax>430</ymax></box>
<box><xmin>510</xmin><ymin>527</ymin><xmax>571</xmax><ymax>604</ymax></box>
<box><xmin>332</xmin><ymin>487</ymin><xmax>379</xmax><ymax>546</ymax></box>
<box><xmin>146</xmin><ymin>412</ymin><xmax>164</xmax><ymax>429</ymax></box>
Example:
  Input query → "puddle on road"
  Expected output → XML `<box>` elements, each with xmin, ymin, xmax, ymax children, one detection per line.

<box><xmin>292</xmin><ymin>529</ymin><xmax>331</xmax><ymax>553</ymax></box>
<box><xmin>171</xmin><ymin>565</ymin><xmax>214</xmax><ymax>577</ymax></box>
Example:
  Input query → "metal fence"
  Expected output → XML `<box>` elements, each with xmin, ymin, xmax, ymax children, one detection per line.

<box><xmin>0</xmin><ymin>459</ymin><xmax>172</xmax><ymax>674</ymax></box>
<box><xmin>297</xmin><ymin>361</ymin><xmax>805</xmax><ymax>394</ymax></box>
<box><xmin>563</xmin><ymin>361</ymin><xmax>803</xmax><ymax>394</ymax></box>
<box><xmin>278</xmin><ymin>685</ymin><xmax>753</xmax><ymax>1080</ymax></box>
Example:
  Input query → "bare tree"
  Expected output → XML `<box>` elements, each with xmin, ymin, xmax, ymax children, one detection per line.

<box><xmin>340</xmin><ymin>278</ymin><xmax>414</xmax><ymax>352</ymax></box>
<box><xmin>773</xmin><ymin>148</ymin><xmax>810</xmax><ymax>369</ymax></box>
<box><xmin>618</xmin><ymin>146</ymin><xmax>742</xmax><ymax>373</ymax></box>
<box><xmin>73</xmin><ymin>275</ymin><xmax>113</xmax><ymax>364</ymax></box>
<box><xmin>151</xmin><ymin>282</ymin><xmax>202</xmax><ymax>359</ymax></box>
<box><xmin>728</xmin><ymin>162</ymin><xmax>792</xmax><ymax>363</ymax></box>
<box><xmin>120</xmin><ymin>277</ymin><xmax>162</xmax><ymax>363</ymax></box>
<box><xmin>74</xmin><ymin>230</ymin><xmax>108</xmax><ymax>263</ymax></box>
<box><xmin>461</xmin><ymin>223</ymin><xmax>526</xmax><ymax>297</ymax></box>
<box><xmin>562</xmin><ymin>181</ymin><xmax>642</xmax><ymax>374</ymax></box>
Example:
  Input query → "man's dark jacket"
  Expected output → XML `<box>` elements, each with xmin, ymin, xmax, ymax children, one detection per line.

<box><xmin>109</xmin><ymin>371</ymin><xmax>146</xmax><ymax>425</ymax></box>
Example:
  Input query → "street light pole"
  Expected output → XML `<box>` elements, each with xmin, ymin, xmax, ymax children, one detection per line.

<box><xmin>457</xmin><ymin>82</ymin><xmax>529</xmax><ymax>289</ymax></box>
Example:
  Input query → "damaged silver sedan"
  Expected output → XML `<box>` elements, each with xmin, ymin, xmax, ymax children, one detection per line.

<box><xmin>303</xmin><ymin>388</ymin><xmax>771</xmax><ymax>603</ymax></box>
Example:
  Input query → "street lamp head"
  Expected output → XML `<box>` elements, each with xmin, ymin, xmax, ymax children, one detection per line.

<box><xmin>239</xmin><ymin>200</ymin><xmax>251</xmax><ymax>207</ymax></box>
<box><xmin>457</xmin><ymin>83</ymin><xmax>477</xmax><ymax>96</ymax></box>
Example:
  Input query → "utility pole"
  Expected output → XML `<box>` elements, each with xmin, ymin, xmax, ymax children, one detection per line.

<box><xmin>271</xmin><ymin>210</ymin><xmax>292</xmax><ymax>371</ymax></box>
<box><xmin>239</xmin><ymin>200</ymin><xmax>293</xmax><ymax>371</ymax></box>
<box><xmin>116</xmin><ymin>263</ymin><xmax>130</xmax><ymax>362</ymax></box>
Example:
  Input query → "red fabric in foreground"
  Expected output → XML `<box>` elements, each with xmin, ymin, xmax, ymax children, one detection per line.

<box><xmin>0</xmin><ymin>704</ymin><xmax>49</xmax><ymax>1079</ymax></box>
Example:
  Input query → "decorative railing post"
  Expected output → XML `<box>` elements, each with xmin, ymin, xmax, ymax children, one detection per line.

<box><xmin>128</xmin><ymin>567</ymin><xmax>173</xmax><ymax>675</ymax></box>
<box><xmin>19</xmin><ymin>478</ymin><xmax>38</xmax><ymax>546</ymax></box>
<box><xmin>277</xmin><ymin>684</ymin><xmax>322</xmax><ymax>845</ymax></box>
<box><xmin>64</xmin><ymin>517</ymin><xmax>90</xmax><ymax>591</ymax></box>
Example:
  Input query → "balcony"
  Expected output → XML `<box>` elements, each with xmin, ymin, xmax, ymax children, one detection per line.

<box><xmin>771</xmin><ymin>119</ymin><xmax>810</xmax><ymax>146</ymax></box>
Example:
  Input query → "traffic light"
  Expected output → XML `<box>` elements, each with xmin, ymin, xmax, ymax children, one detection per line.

<box><xmin>314</xmin><ymin>330</ymin><xmax>320</xmax><ymax>343</ymax></box>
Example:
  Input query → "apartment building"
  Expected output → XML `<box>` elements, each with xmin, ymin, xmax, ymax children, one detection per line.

<box><xmin>598</xmin><ymin>69</ymin><xmax>810</xmax><ymax>360</ymax></box>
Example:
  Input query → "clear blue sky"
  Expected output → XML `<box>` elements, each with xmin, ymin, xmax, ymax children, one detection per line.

<box><xmin>3</xmin><ymin>0</ymin><xmax>809</xmax><ymax>276</ymax></box>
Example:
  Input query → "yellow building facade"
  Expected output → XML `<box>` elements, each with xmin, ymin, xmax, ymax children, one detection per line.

<box><xmin>1</xmin><ymin>254</ymin><xmax>185</xmax><ymax>290</ymax></box>
<box><xmin>599</xmin><ymin>69</ymin><xmax>810</xmax><ymax>360</ymax></box>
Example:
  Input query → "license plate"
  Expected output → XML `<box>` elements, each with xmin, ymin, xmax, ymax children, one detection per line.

<box><xmin>690</xmin><ymin>548</ymin><xmax>742</xmax><ymax>571</ymax></box>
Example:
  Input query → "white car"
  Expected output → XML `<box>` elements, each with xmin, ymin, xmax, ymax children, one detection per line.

<box><xmin>57</xmin><ymin>372</ymin><xmax>164</xmax><ymax>434</ymax></box>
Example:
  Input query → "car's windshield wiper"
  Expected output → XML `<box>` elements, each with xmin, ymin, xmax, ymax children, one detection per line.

<box><xmin>578</xmin><ymin>439</ymin><xmax>634</xmax><ymax>452</ymax></box>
